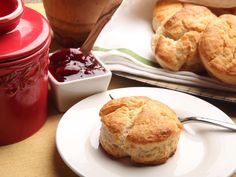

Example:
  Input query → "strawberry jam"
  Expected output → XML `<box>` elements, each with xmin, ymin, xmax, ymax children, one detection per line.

<box><xmin>49</xmin><ymin>48</ymin><xmax>106</xmax><ymax>82</ymax></box>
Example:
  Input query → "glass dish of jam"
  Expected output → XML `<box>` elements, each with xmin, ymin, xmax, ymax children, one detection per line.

<box><xmin>48</xmin><ymin>48</ymin><xmax>112</xmax><ymax>112</ymax></box>
<box><xmin>49</xmin><ymin>48</ymin><xmax>106</xmax><ymax>82</ymax></box>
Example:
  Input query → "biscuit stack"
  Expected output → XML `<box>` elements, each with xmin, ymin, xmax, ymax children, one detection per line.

<box><xmin>151</xmin><ymin>0</ymin><xmax>236</xmax><ymax>85</ymax></box>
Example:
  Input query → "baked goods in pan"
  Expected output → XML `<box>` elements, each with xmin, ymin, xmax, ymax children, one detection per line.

<box><xmin>99</xmin><ymin>96</ymin><xmax>183</xmax><ymax>165</ymax></box>
<box><xmin>151</xmin><ymin>0</ymin><xmax>217</xmax><ymax>72</ymax></box>
<box><xmin>198</xmin><ymin>14</ymin><xmax>236</xmax><ymax>85</ymax></box>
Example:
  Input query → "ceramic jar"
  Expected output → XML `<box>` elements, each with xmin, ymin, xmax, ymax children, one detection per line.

<box><xmin>0</xmin><ymin>1</ymin><xmax>51</xmax><ymax>145</ymax></box>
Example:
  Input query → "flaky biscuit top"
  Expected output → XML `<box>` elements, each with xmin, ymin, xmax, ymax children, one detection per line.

<box><xmin>199</xmin><ymin>15</ymin><xmax>236</xmax><ymax>75</ymax></box>
<box><xmin>152</xmin><ymin>0</ymin><xmax>183</xmax><ymax>32</ymax></box>
<box><xmin>152</xmin><ymin>1</ymin><xmax>217</xmax><ymax>72</ymax></box>
<box><xmin>99</xmin><ymin>96</ymin><xmax>182</xmax><ymax>145</ymax></box>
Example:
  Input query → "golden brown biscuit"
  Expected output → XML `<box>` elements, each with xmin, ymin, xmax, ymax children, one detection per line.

<box><xmin>152</xmin><ymin>0</ymin><xmax>183</xmax><ymax>32</ymax></box>
<box><xmin>199</xmin><ymin>14</ymin><xmax>236</xmax><ymax>85</ymax></box>
<box><xmin>152</xmin><ymin>2</ymin><xmax>217</xmax><ymax>72</ymax></box>
<box><xmin>99</xmin><ymin>96</ymin><xmax>183</xmax><ymax>165</ymax></box>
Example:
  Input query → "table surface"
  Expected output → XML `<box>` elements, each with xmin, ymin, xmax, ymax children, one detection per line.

<box><xmin>0</xmin><ymin>2</ymin><xmax>236</xmax><ymax>177</ymax></box>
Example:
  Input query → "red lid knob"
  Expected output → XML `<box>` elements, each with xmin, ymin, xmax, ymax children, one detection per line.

<box><xmin>0</xmin><ymin>6</ymin><xmax>51</xmax><ymax>63</ymax></box>
<box><xmin>0</xmin><ymin>0</ymin><xmax>24</xmax><ymax>34</ymax></box>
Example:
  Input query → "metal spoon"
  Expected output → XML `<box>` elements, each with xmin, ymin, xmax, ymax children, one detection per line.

<box><xmin>179</xmin><ymin>116</ymin><xmax>236</xmax><ymax>131</ymax></box>
<box><xmin>108</xmin><ymin>94</ymin><xmax>236</xmax><ymax>131</ymax></box>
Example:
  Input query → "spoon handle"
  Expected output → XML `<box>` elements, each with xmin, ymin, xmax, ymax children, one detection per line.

<box><xmin>80</xmin><ymin>0</ymin><xmax>123</xmax><ymax>54</ymax></box>
<box><xmin>180</xmin><ymin>116</ymin><xmax>236</xmax><ymax>131</ymax></box>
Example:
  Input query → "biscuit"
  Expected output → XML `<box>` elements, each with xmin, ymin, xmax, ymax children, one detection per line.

<box><xmin>152</xmin><ymin>1</ymin><xmax>217</xmax><ymax>72</ymax></box>
<box><xmin>199</xmin><ymin>14</ymin><xmax>236</xmax><ymax>85</ymax></box>
<box><xmin>99</xmin><ymin>96</ymin><xmax>183</xmax><ymax>165</ymax></box>
<box><xmin>152</xmin><ymin>0</ymin><xmax>183</xmax><ymax>32</ymax></box>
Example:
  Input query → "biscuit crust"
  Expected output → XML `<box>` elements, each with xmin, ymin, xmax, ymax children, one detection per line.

<box><xmin>152</xmin><ymin>0</ymin><xmax>183</xmax><ymax>32</ymax></box>
<box><xmin>199</xmin><ymin>15</ymin><xmax>236</xmax><ymax>85</ymax></box>
<box><xmin>99</xmin><ymin>96</ymin><xmax>182</xmax><ymax>165</ymax></box>
<box><xmin>152</xmin><ymin>1</ymin><xmax>217</xmax><ymax>72</ymax></box>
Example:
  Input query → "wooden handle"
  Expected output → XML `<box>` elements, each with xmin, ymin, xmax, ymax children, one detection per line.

<box><xmin>80</xmin><ymin>0</ymin><xmax>123</xmax><ymax>55</ymax></box>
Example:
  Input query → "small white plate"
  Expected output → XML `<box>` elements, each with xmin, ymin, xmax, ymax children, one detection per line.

<box><xmin>56</xmin><ymin>87</ymin><xmax>236</xmax><ymax>177</ymax></box>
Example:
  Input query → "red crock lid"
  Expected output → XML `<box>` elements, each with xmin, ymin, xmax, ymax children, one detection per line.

<box><xmin>0</xmin><ymin>7</ymin><xmax>51</xmax><ymax>63</ymax></box>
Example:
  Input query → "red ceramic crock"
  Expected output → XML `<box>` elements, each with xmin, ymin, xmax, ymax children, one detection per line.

<box><xmin>0</xmin><ymin>2</ymin><xmax>51</xmax><ymax>145</ymax></box>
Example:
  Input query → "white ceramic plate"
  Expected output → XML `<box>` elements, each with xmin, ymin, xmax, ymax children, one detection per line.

<box><xmin>56</xmin><ymin>87</ymin><xmax>236</xmax><ymax>177</ymax></box>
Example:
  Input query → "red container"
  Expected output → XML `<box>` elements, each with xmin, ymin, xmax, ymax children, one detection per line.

<box><xmin>0</xmin><ymin>0</ymin><xmax>23</xmax><ymax>34</ymax></box>
<box><xmin>0</xmin><ymin>3</ymin><xmax>51</xmax><ymax>145</ymax></box>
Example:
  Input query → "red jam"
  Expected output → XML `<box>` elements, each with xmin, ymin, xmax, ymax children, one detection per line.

<box><xmin>49</xmin><ymin>48</ymin><xmax>106</xmax><ymax>82</ymax></box>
